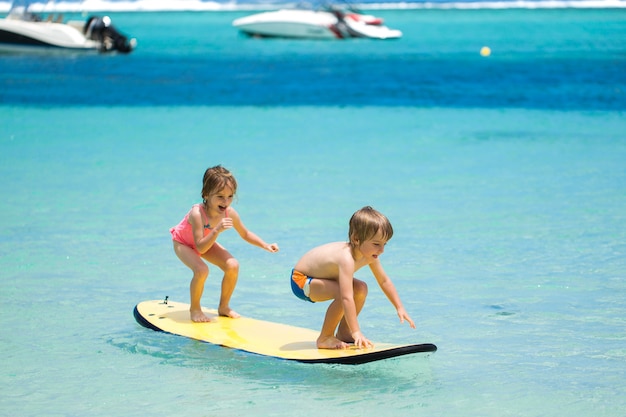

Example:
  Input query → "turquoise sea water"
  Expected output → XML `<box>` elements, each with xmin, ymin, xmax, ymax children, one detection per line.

<box><xmin>2</xmin><ymin>6</ymin><xmax>626</xmax><ymax>417</ymax></box>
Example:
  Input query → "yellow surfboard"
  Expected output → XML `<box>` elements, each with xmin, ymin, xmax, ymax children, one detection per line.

<box><xmin>133</xmin><ymin>299</ymin><xmax>436</xmax><ymax>365</ymax></box>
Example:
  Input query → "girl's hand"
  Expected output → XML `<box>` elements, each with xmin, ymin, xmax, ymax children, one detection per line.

<box><xmin>265</xmin><ymin>243</ymin><xmax>280</xmax><ymax>253</ymax></box>
<box><xmin>216</xmin><ymin>217</ymin><xmax>233</xmax><ymax>233</ymax></box>
<box><xmin>352</xmin><ymin>331</ymin><xmax>374</xmax><ymax>349</ymax></box>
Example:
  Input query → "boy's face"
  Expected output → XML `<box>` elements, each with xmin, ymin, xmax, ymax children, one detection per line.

<box><xmin>357</xmin><ymin>230</ymin><xmax>388</xmax><ymax>261</ymax></box>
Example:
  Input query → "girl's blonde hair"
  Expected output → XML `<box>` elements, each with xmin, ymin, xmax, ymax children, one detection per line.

<box><xmin>348</xmin><ymin>206</ymin><xmax>393</xmax><ymax>247</ymax></box>
<box><xmin>201</xmin><ymin>165</ymin><xmax>237</xmax><ymax>203</ymax></box>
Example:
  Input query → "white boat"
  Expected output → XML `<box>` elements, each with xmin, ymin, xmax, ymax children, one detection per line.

<box><xmin>232</xmin><ymin>7</ymin><xmax>402</xmax><ymax>40</ymax></box>
<box><xmin>0</xmin><ymin>1</ymin><xmax>136</xmax><ymax>54</ymax></box>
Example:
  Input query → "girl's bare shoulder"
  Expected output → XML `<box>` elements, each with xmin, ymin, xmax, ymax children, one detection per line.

<box><xmin>226</xmin><ymin>205</ymin><xmax>240</xmax><ymax>219</ymax></box>
<box><xmin>185</xmin><ymin>204</ymin><xmax>203</xmax><ymax>227</ymax></box>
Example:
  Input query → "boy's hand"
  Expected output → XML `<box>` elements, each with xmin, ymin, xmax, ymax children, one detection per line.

<box><xmin>397</xmin><ymin>308</ymin><xmax>416</xmax><ymax>329</ymax></box>
<box><xmin>352</xmin><ymin>331</ymin><xmax>374</xmax><ymax>349</ymax></box>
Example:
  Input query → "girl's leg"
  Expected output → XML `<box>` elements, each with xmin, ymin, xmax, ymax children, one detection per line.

<box><xmin>202</xmin><ymin>243</ymin><xmax>240</xmax><ymax>318</ymax></box>
<box><xmin>173</xmin><ymin>241</ymin><xmax>211</xmax><ymax>322</ymax></box>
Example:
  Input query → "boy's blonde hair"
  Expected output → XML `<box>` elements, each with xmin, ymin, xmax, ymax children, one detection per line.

<box><xmin>348</xmin><ymin>206</ymin><xmax>393</xmax><ymax>247</ymax></box>
<box><xmin>202</xmin><ymin>165</ymin><xmax>237</xmax><ymax>202</ymax></box>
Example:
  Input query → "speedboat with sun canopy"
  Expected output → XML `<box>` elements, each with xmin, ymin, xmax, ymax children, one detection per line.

<box><xmin>0</xmin><ymin>0</ymin><xmax>136</xmax><ymax>54</ymax></box>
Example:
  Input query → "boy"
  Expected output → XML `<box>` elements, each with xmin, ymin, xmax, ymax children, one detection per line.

<box><xmin>291</xmin><ymin>206</ymin><xmax>415</xmax><ymax>349</ymax></box>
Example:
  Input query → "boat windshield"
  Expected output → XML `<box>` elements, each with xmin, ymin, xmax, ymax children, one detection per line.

<box><xmin>8</xmin><ymin>0</ymin><xmax>42</xmax><ymax>21</ymax></box>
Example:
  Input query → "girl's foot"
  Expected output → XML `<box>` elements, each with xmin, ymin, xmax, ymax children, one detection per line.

<box><xmin>190</xmin><ymin>309</ymin><xmax>213</xmax><ymax>323</ymax></box>
<box><xmin>218</xmin><ymin>307</ymin><xmax>241</xmax><ymax>319</ymax></box>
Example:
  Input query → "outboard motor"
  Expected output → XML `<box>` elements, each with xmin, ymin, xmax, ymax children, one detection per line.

<box><xmin>328</xmin><ymin>9</ymin><xmax>350</xmax><ymax>39</ymax></box>
<box><xmin>84</xmin><ymin>16</ymin><xmax>135</xmax><ymax>53</ymax></box>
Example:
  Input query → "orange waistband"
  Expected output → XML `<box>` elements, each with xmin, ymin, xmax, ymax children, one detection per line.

<box><xmin>291</xmin><ymin>269</ymin><xmax>309</xmax><ymax>289</ymax></box>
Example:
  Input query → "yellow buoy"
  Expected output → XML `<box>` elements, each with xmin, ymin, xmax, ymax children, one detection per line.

<box><xmin>480</xmin><ymin>46</ymin><xmax>491</xmax><ymax>57</ymax></box>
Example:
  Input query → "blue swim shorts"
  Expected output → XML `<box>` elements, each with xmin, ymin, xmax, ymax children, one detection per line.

<box><xmin>291</xmin><ymin>269</ymin><xmax>315</xmax><ymax>303</ymax></box>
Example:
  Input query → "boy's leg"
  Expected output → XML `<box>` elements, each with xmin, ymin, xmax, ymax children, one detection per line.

<box><xmin>318</xmin><ymin>300</ymin><xmax>350</xmax><ymax>349</ymax></box>
<box><xmin>335</xmin><ymin>278</ymin><xmax>368</xmax><ymax>343</ymax></box>
<box><xmin>173</xmin><ymin>241</ymin><xmax>211</xmax><ymax>322</ymax></box>
<box><xmin>309</xmin><ymin>279</ymin><xmax>350</xmax><ymax>349</ymax></box>
<box><xmin>202</xmin><ymin>243</ymin><xmax>240</xmax><ymax>318</ymax></box>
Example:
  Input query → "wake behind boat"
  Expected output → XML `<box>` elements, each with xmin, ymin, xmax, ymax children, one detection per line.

<box><xmin>232</xmin><ymin>6</ymin><xmax>402</xmax><ymax>40</ymax></box>
<box><xmin>0</xmin><ymin>0</ymin><xmax>136</xmax><ymax>54</ymax></box>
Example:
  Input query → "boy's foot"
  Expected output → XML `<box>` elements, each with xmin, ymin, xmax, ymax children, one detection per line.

<box><xmin>190</xmin><ymin>309</ymin><xmax>213</xmax><ymax>323</ymax></box>
<box><xmin>317</xmin><ymin>335</ymin><xmax>349</xmax><ymax>350</ymax></box>
<box><xmin>335</xmin><ymin>330</ymin><xmax>354</xmax><ymax>344</ymax></box>
<box><xmin>218</xmin><ymin>307</ymin><xmax>241</xmax><ymax>319</ymax></box>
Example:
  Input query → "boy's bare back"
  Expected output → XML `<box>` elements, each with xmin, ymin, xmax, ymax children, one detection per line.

<box><xmin>294</xmin><ymin>241</ymin><xmax>370</xmax><ymax>279</ymax></box>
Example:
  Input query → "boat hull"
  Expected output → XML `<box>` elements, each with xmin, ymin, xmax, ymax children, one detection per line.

<box><xmin>0</xmin><ymin>19</ymin><xmax>100</xmax><ymax>52</ymax></box>
<box><xmin>344</xmin><ymin>15</ymin><xmax>402</xmax><ymax>40</ymax></box>
<box><xmin>232</xmin><ymin>9</ymin><xmax>402</xmax><ymax>40</ymax></box>
<box><xmin>0</xmin><ymin>11</ymin><xmax>135</xmax><ymax>54</ymax></box>
<box><xmin>233</xmin><ymin>10</ymin><xmax>340</xmax><ymax>39</ymax></box>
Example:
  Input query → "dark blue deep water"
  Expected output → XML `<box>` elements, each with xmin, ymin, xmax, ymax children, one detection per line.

<box><xmin>1</xmin><ymin>9</ymin><xmax>625</xmax><ymax>109</ymax></box>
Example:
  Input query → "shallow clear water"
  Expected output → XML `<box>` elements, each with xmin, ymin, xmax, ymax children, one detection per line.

<box><xmin>1</xmin><ymin>8</ymin><xmax>625</xmax><ymax>417</ymax></box>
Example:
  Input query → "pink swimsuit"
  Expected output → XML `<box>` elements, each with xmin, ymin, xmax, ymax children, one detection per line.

<box><xmin>170</xmin><ymin>204</ymin><xmax>211</xmax><ymax>255</ymax></box>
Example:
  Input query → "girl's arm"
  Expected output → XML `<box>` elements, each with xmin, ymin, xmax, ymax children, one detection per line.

<box><xmin>189</xmin><ymin>205</ymin><xmax>222</xmax><ymax>254</ymax></box>
<box><xmin>229</xmin><ymin>207</ymin><xmax>279</xmax><ymax>252</ymax></box>
<box><xmin>370</xmin><ymin>261</ymin><xmax>416</xmax><ymax>328</ymax></box>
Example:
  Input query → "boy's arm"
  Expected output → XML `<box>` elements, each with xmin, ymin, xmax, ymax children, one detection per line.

<box><xmin>338</xmin><ymin>260</ymin><xmax>360</xmax><ymax>334</ymax></box>
<box><xmin>370</xmin><ymin>261</ymin><xmax>416</xmax><ymax>328</ymax></box>
<box><xmin>338</xmin><ymin>258</ymin><xmax>372</xmax><ymax>348</ymax></box>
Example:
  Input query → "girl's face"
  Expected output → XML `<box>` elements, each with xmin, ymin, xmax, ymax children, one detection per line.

<box><xmin>355</xmin><ymin>230</ymin><xmax>387</xmax><ymax>262</ymax></box>
<box><xmin>206</xmin><ymin>186</ymin><xmax>234</xmax><ymax>214</ymax></box>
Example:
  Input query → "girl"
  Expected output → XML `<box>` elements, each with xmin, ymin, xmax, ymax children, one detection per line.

<box><xmin>171</xmin><ymin>165</ymin><xmax>279</xmax><ymax>322</ymax></box>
